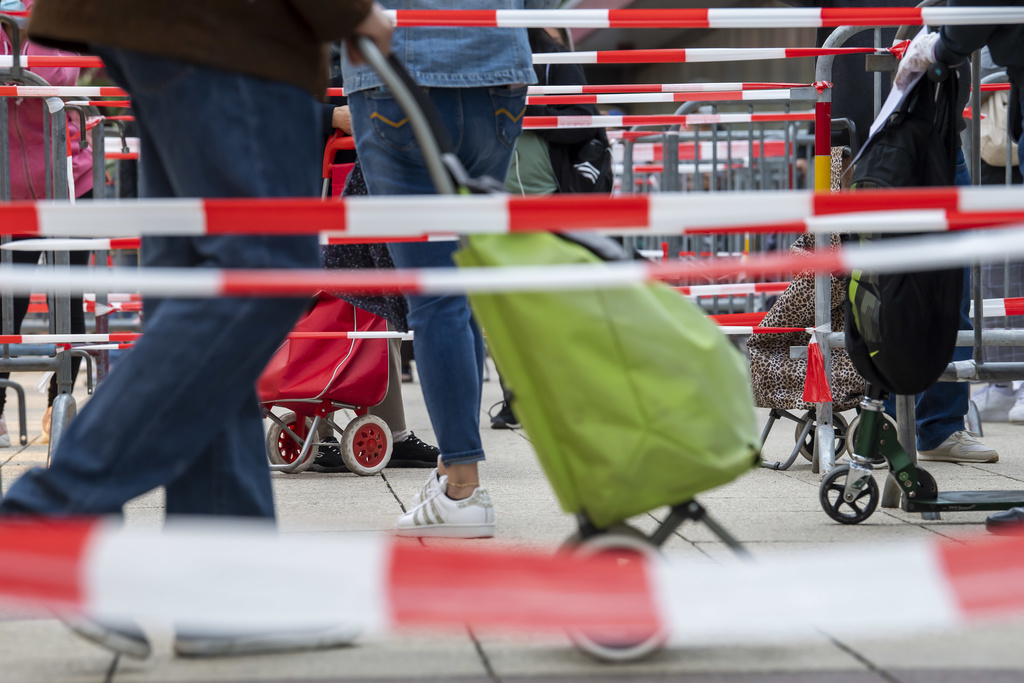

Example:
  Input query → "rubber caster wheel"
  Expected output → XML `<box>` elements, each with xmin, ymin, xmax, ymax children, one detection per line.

<box><xmin>819</xmin><ymin>464</ymin><xmax>879</xmax><ymax>524</ymax></box>
<box><xmin>562</xmin><ymin>524</ymin><xmax>667</xmax><ymax>662</ymax></box>
<box><xmin>266</xmin><ymin>411</ymin><xmax>310</xmax><ymax>466</ymax></box>
<box><xmin>797</xmin><ymin>410</ymin><xmax>850</xmax><ymax>461</ymax></box>
<box><xmin>340</xmin><ymin>414</ymin><xmax>392</xmax><ymax>475</ymax></box>
<box><xmin>845</xmin><ymin>413</ymin><xmax>897</xmax><ymax>468</ymax></box>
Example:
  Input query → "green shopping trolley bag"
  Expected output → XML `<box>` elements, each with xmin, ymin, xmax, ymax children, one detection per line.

<box><xmin>456</xmin><ymin>233</ymin><xmax>760</xmax><ymax>529</ymax></box>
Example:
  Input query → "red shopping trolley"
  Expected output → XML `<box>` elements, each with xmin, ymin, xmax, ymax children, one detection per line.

<box><xmin>258</xmin><ymin>291</ymin><xmax>393</xmax><ymax>475</ymax></box>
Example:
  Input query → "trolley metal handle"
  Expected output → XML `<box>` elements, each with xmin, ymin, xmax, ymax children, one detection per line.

<box><xmin>354</xmin><ymin>36</ymin><xmax>458</xmax><ymax>196</ymax></box>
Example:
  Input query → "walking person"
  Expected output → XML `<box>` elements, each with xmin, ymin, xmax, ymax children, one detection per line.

<box><xmin>0</xmin><ymin>0</ymin><xmax>394</xmax><ymax>657</ymax></box>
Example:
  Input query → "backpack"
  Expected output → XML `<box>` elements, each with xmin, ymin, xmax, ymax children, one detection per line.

<box><xmin>845</xmin><ymin>71</ymin><xmax>963</xmax><ymax>395</ymax></box>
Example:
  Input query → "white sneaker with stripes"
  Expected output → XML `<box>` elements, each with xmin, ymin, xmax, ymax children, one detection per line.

<box><xmin>396</xmin><ymin>484</ymin><xmax>495</xmax><ymax>538</ymax></box>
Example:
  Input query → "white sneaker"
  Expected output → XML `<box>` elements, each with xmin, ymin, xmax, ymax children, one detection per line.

<box><xmin>409</xmin><ymin>469</ymin><xmax>443</xmax><ymax>509</ymax></box>
<box><xmin>1009</xmin><ymin>386</ymin><xmax>1024</xmax><ymax>424</ymax></box>
<box><xmin>396</xmin><ymin>485</ymin><xmax>495</xmax><ymax>538</ymax></box>
<box><xmin>919</xmin><ymin>431</ymin><xmax>999</xmax><ymax>463</ymax></box>
<box><xmin>974</xmin><ymin>383</ymin><xmax>1016</xmax><ymax>423</ymax></box>
<box><xmin>0</xmin><ymin>414</ymin><xmax>10</xmax><ymax>448</ymax></box>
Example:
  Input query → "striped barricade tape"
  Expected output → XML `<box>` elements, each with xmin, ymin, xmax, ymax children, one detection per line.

<box><xmin>7</xmin><ymin>187</ymin><xmax>1024</xmax><ymax>239</ymax></box>
<box><xmin>381</xmin><ymin>7</ymin><xmax>1024</xmax><ymax>28</ymax></box>
<box><xmin>2</xmin><ymin>238</ymin><xmax>141</xmax><ymax>251</ymax></box>
<box><xmin>0</xmin><ymin>226</ymin><xmax>1022</xmax><ymax>298</ymax></box>
<box><xmin>533</xmin><ymin>46</ymin><xmax>882</xmax><ymax>65</ymax></box>
<box><xmin>0</xmin><ymin>331</ymin><xmax>411</xmax><ymax>344</ymax></box>
<box><xmin>526</xmin><ymin>89</ymin><xmax>810</xmax><ymax>106</ymax></box>
<box><xmin>523</xmin><ymin>111</ymin><xmax>815</xmax><ymax>130</ymax></box>
<box><xmin>0</xmin><ymin>518</ymin><xmax>1020</xmax><ymax>645</ymax></box>
<box><xmin>677</xmin><ymin>282</ymin><xmax>791</xmax><ymax>297</ymax></box>
<box><xmin>0</xmin><ymin>85</ymin><xmax>127</xmax><ymax>98</ymax></box>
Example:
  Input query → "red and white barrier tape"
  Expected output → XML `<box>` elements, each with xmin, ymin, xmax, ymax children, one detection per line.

<box><xmin>0</xmin><ymin>55</ymin><xmax>104</xmax><ymax>69</ymax></box>
<box><xmin>526</xmin><ymin>89</ymin><xmax>805</xmax><ymax>106</ymax></box>
<box><xmin>2</xmin><ymin>238</ymin><xmax>141</xmax><ymax>251</ymax></box>
<box><xmin>677</xmin><ymin>282</ymin><xmax>790</xmax><ymax>297</ymax></box>
<box><xmin>0</xmin><ymin>518</ymin><xmax>1019</xmax><ymax>644</ymax></box>
<box><xmin>0</xmin><ymin>227</ymin><xmax>1023</xmax><ymax>298</ymax></box>
<box><xmin>5</xmin><ymin>187</ymin><xmax>1024</xmax><ymax>239</ymax></box>
<box><xmin>973</xmin><ymin>297</ymin><xmax>1024</xmax><ymax>318</ymax></box>
<box><xmin>0</xmin><ymin>331</ymin><xmax>410</xmax><ymax>344</ymax></box>
<box><xmin>382</xmin><ymin>7</ymin><xmax>1024</xmax><ymax>28</ymax></box>
<box><xmin>522</xmin><ymin>112</ymin><xmax>814</xmax><ymax>130</ymax></box>
<box><xmin>534</xmin><ymin>46</ymin><xmax>881</xmax><ymax>65</ymax></box>
<box><xmin>326</xmin><ymin>83</ymin><xmax>818</xmax><ymax>98</ymax></box>
<box><xmin>0</xmin><ymin>85</ymin><xmax>126</xmax><ymax>98</ymax></box>
<box><xmin>618</xmin><ymin>141</ymin><xmax>790</xmax><ymax>164</ymax></box>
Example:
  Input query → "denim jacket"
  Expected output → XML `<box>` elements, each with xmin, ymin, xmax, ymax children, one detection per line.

<box><xmin>343</xmin><ymin>0</ymin><xmax>557</xmax><ymax>94</ymax></box>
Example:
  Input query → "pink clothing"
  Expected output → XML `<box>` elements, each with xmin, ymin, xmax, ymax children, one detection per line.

<box><xmin>3</xmin><ymin>1</ymin><xmax>94</xmax><ymax>200</ymax></box>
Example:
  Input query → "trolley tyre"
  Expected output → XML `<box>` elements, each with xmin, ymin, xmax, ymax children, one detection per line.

<box><xmin>339</xmin><ymin>414</ymin><xmax>392</xmax><ymax>476</ymax></box>
<box><xmin>797</xmin><ymin>410</ymin><xmax>850</xmax><ymax>461</ymax></box>
<box><xmin>266</xmin><ymin>411</ymin><xmax>309</xmax><ymax>466</ymax></box>
<box><xmin>819</xmin><ymin>464</ymin><xmax>879</xmax><ymax>524</ymax></box>
<box><xmin>562</xmin><ymin>524</ymin><xmax>668</xmax><ymax>662</ymax></box>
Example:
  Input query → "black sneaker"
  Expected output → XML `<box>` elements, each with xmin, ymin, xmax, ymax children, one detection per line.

<box><xmin>309</xmin><ymin>436</ymin><xmax>347</xmax><ymax>473</ymax></box>
<box><xmin>388</xmin><ymin>432</ymin><xmax>439</xmax><ymax>468</ymax></box>
<box><xmin>489</xmin><ymin>401</ymin><xmax>520</xmax><ymax>430</ymax></box>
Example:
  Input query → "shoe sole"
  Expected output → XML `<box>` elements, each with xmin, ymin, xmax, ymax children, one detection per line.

<box><xmin>174</xmin><ymin>626</ymin><xmax>361</xmax><ymax>658</ymax></box>
<box><xmin>919</xmin><ymin>454</ymin><xmax>999</xmax><ymax>464</ymax></box>
<box><xmin>63</xmin><ymin>617</ymin><xmax>152</xmax><ymax>659</ymax></box>
<box><xmin>395</xmin><ymin>524</ymin><xmax>495</xmax><ymax>539</ymax></box>
<box><xmin>386</xmin><ymin>458</ymin><xmax>437</xmax><ymax>469</ymax></box>
<box><xmin>490</xmin><ymin>422</ymin><xmax>520</xmax><ymax>430</ymax></box>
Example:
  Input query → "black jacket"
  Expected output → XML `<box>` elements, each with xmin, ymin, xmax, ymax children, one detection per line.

<box><xmin>936</xmin><ymin>0</ymin><xmax>1024</xmax><ymax>86</ymax></box>
<box><xmin>527</xmin><ymin>31</ymin><xmax>610</xmax><ymax>192</ymax></box>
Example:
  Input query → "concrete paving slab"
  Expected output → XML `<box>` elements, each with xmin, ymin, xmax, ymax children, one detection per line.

<box><xmin>478</xmin><ymin>633</ymin><xmax>867</xmax><ymax>677</ymax></box>
<box><xmin>840</xmin><ymin>620</ymin><xmax>1024</xmax><ymax>671</ymax></box>
<box><xmin>111</xmin><ymin>632</ymin><xmax>486</xmax><ymax>682</ymax></box>
<box><xmin>272</xmin><ymin>473</ymin><xmax>402</xmax><ymax>532</ymax></box>
<box><xmin>0</xmin><ymin>618</ymin><xmax>116</xmax><ymax>683</ymax></box>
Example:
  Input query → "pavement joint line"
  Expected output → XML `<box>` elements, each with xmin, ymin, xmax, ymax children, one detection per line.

<box><xmin>826</xmin><ymin>633</ymin><xmax>904</xmax><ymax>683</ymax></box>
<box><xmin>379</xmin><ymin>470</ymin><xmax>408</xmax><ymax>514</ymax></box>
<box><xmin>468</xmin><ymin>626</ymin><xmax>503</xmax><ymax>683</ymax></box>
<box><xmin>103</xmin><ymin>652</ymin><xmax>119</xmax><ymax>683</ymax></box>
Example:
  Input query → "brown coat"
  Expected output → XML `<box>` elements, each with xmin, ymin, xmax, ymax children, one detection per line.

<box><xmin>27</xmin><ymin>0</ymin><xmax>373</xmax><ymax>96</ymax></box>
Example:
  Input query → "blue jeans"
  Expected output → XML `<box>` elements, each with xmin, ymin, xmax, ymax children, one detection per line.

<box><xmin>883</xmin><ymin>149</ymin><xmax>972</xmax><ymax>450</ymax></box>
<box><xmin>0</xmin><ymin>48</ymin><xmax>320</xmax><ymax>517</ymax></box>
<box><xmin>348</xmin><ymin>86</ymin><xmax>526</xmax><ymax>465</ymax></box>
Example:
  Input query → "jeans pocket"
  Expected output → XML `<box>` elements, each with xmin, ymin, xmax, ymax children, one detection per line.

<box><xmin>366</xmin><ymin>90</ymin><xmax>417</xmax><ymax>153</ymax></box>
<box><xmin>488</xmin><ymin>85</ymin><xmax>528</xmax><ymax>149</ymax></box>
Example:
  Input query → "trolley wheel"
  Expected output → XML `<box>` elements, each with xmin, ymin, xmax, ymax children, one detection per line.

<box><xmin>339</xmin><ymin>414</ymin><xmax>392</xmax><ymax>476</ymax></box>
<box><xmin>819</xmin><ymin>464</ymin><xmax>879</xmax><ymax>524</ymax></box>
<box><xmin>845</xmin><ymin>413</ymin><xmax>897</xmax><ymax>468</ymax></box>
<box><xmin>265</xmin><ymin>411</ymin><xmax>308</xmax><ymax>466</ymax></box>
<box><xmin>562</xmin><ymin>524</ymin><xmax>667</xmax><ymax>662</ymax></box>
<box><xmin>797</xmin><ymin>410</ymin><xmax>850</xmax><ymax>461</ymax></box>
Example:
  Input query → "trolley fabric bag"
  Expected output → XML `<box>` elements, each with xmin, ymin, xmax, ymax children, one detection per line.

<box><xmin>456</xmin><ymin>233</ymin><xmax>760</xmax><ymax>529</ymax></box>
<box><xmin>846</xmin><ymin>69</ymin><xmax>963</xmax><ymax>396</ymax></box>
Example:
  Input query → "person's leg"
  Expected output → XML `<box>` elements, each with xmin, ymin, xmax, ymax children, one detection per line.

<box><xmin>368</xmin><ymin>335</ymin><xmax>407</xmax><ymax>434</ymax></box>
<box><xmin>350</xmin><ymin>86</ymin><xmax>522</xmax><ymax>535</ymax></box>
<box><xmin>0</xmin><ymin>48</ymin><xmax>320</xmax><ymax>517</ymax></box>
<box><xmin>915</xmin><ymin>149</ymin><xmax>996</xmax><ymax>460</ymax></box>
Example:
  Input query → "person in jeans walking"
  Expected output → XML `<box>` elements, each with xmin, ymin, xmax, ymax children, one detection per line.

<box><xmin>0</xmin><ymin>0</ymin><xmax>393</xmax><ymax>658</ymax></box>
<box><xmin>345</xmin><ymin>0</ymin><xmax>557</xmax><ymax>538</ymax></box>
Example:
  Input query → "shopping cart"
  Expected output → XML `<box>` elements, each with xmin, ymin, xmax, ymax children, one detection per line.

<box><xmin>258</xmin><ymin>292</ymin><xmax>392</xmax><ymax>475</ymax></box>
<box><xmin>354</xmin><ymin>37</ymin><xmax>760</xmax><ymax>662</ymax></box>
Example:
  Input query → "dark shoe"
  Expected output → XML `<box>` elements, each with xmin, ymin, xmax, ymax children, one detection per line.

<box><xmin>309</xmin><ymin>436</ymin><xmax>347</xmax><ymax>473</ymax></box>
<box><xmin>986</xmin><ymin>507</ymin><xmax>1024</xmax><ymax>535</ymax></box>
<box><xmin>388</xmin><ymin>432</ymin><xmax>439</xmax><ymax>468</ymax></box>
<box><xmin>489</xmin><ymin>402</ymin><xmax>520</xmax><ymax>430</ymax></box>
<box><xmin>174</xmin><ymin>624</ymin><xmax>361</xmax><ymax>658</ymax></box>
<box><xmin>63</xmin><ymin>616</ymin><xmax>152</xmax><ymax>659</ymax></box>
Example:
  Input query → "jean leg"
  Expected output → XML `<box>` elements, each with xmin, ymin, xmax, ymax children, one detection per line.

<box><xmin>390</xmin><ymin>242</ymin><xmax>484</xmax><ymax>464</ymax></box>
<box><xmin>164</xmin><ymin>390</ymin><xmax>274</xmax><ymax>518</ymax></box>
<box><xmin>0</xmin><ymin>49</ymin><xmax>320</xmax><ymax>517</ymax></box>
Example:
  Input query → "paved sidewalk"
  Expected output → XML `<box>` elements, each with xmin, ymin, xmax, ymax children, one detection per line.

<box><xmin>3</xmin><ymin>366</ymin><xmax>1024</xmax><ymax>682</ymax></box>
